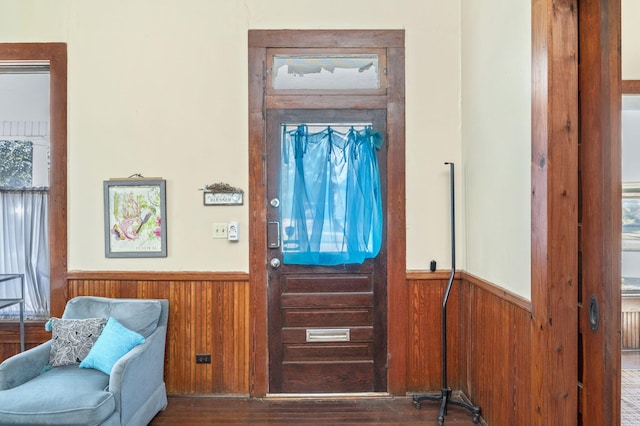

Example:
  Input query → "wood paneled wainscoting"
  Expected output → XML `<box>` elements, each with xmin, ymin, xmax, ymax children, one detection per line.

<box><xmin>407</xmin><ymin>271</ymin><xmax>532</xmax><ymax>425</ymax></box>
<box><xmin>66</xmin><ymin>271</ymin><xmax>250</xmax><ymax>395</ymax></box>
<box><xmin>1</xmin><ymin>269</ymin><xmax>532</xmax><ymax>424</ymax></box>
<box><xmin>0</xmin><ymin>322</ymin><xmax>50</xmax><ymax>361</ymax></box>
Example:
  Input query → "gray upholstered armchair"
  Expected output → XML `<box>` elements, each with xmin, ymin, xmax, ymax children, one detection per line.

<box><xmin>0</xmin><ymin>296</ymin><xmax>169</xmax><ymax>426</ymax></box>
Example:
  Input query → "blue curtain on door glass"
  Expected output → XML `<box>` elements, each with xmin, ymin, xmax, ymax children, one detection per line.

<box><xmin>281</xmin><ymin>125</ymin><xmax>383</xmax><ymax>265</ymax></box>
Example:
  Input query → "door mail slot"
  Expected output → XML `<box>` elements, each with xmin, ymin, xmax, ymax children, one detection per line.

<box><xmin>305</xmin><ymin>328</ymin><xmax>350</xmax><ymax>342</ymax></box>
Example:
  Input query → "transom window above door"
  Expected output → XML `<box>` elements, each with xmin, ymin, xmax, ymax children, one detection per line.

<box><xmin>267</xmin><ymin>49</ymin><xmax>387</xmax><ymax>94</ymax></box>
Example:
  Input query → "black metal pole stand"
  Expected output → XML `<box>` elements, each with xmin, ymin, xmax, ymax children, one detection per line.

<box><xmin>412</xmin><ymin>162</ymin><xmax>481</xmax><ymax>425</ymax></box>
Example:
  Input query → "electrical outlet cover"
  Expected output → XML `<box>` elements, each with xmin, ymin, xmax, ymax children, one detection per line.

<box><xmin>212</xmin><ymin>223</ymin><xmax>227</xmax><ymax>239</ymax></box>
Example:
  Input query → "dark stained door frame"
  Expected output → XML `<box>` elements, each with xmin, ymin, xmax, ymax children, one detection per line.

<box><xmin>530</xmin><ymin>1</ymin><xmax>580</xmax><ymax>422</ymax></box>
<box><xmin>531</xmin><ymin>0</ymin><xmax>621</xmax><ymax>424</ymax></box>
<box><xmin>577</xmin><ymin>0</ymin><xmax>621</xmax><ymax>424</ymax></box>
<box><xmin>248</xmin><ymin>30</ymin><xmax>406</xmax><ymax>397</ymax></box>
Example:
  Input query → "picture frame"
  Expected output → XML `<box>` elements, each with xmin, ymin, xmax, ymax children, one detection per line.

<box><xmin>104</xmin><ymin>179</ymin><xmax>167</xmax><ymax>258</ymax></box>
<box><xmin>203</xmin><ymin>191</ymin><xmax>243</xmax><ymax>206</ymax></box>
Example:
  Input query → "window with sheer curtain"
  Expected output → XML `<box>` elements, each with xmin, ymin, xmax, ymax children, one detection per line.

<box><xmin>280</xmin><ymin>124</ymin><xmax>383</xmax><ymax>266</ymax></box>
<box><xmin>0</xmin><ymin>139</ymin><xmax>49</xmax><ymax>319</ymax></box>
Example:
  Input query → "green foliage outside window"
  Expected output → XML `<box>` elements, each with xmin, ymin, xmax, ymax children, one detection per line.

<box><xmin>0</xmin><ymin>140</ymin><xmax>33</xmax><ymax>188</ymax></box>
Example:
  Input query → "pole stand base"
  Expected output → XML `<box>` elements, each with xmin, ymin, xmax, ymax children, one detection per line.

<box><xmin>413</xmin><ymin>388</ymin><xmax>481</xmax><ymax>425</ymax></box>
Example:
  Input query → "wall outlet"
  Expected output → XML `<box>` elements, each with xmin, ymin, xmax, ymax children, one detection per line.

<box><xmin>195</xmin><ymin>354</ymin><xmax>211</xmax><ymax>364</ymax></box>
<box><xmin>228</xmin><ymin>221</ymin><xmax>239</xmax><ymax>241</ymax></box>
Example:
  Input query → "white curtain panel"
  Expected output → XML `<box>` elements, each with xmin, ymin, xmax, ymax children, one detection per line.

<box><xmin>0</xmin><ymin>190</ymin><xmax>49</xmax><ymax>318</ymax></box>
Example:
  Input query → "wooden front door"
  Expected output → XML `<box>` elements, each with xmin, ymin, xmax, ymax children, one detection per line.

<box><xmin>266</xmin><ymin>109</ymin><xmax>388</xmax><ymax>394</ymax></box>
<box><xmin>249</xmin><ymin>30</ymin><xmax>405</xmax><ymax>397</ymax></box>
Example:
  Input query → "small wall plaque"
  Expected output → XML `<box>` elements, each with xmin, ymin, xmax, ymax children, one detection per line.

<box><xmin>204</xmin><ymin>191</ymin><xmax>243</xmax><ymax>205</ymax></box>
<box><xmin>202</xmin><ymin>182</ymin><xmax>244</xmax><ymax>206</ymax></box>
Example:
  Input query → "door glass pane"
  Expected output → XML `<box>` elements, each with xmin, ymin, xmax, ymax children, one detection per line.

<box><xmin>280</xmin><ymin>123</ymin><xmax>383</xmax><ymax>265</ymax></box>
<box><xmin>272</xmin><ymin>55</ymin><xmax>380</xmax><ymax>90</ymax></box>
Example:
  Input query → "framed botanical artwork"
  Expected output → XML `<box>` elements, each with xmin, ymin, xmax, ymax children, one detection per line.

<box><xmin>103</xmin><ymin>179</ymin><xmax>167</xmax><ymax>258</ymax></box>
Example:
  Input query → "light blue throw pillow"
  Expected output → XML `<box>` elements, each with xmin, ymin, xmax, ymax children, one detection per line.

<box><xmin>79</xmin><ymin>317</ymin><xmax>145</xmax><ymax>375</ymax></box>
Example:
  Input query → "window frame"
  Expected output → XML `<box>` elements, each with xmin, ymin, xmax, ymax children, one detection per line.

<box><xmin>0</xmin><ymin>44</ymin><xmax>67</xmax><ymax>318</ymax></box>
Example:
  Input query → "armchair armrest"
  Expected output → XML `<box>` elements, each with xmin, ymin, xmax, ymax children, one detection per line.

<box><xmin>0</xmin><ymin>340</ymin><xmax>51</xmax><ymax>390</ymax></box>
<box><xmin>108</xmin><ymin>325</ymin><xmax>167</xmax><ymax>425</ymax></box>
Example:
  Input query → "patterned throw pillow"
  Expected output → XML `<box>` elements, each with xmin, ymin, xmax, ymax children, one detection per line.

<box><xmin>46</xmin><ymin>317</ymin><xmax>108</xmax><ymax>367</ymax></box>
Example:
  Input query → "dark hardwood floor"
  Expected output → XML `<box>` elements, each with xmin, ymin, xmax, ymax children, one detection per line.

<box><xmin>141</xmin><ymin>352</ymin><xmax>631</xmax><ymax>425</ymax></box>
<box><xmin>149</xmin><ymin>395</ymin><xmax>482</xmax><ymax>425</ymax></box>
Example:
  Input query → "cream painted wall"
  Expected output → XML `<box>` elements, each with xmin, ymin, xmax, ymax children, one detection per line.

<box><xmin>0</xmin><ymin>0</ymin><xmax>462</xmax><ymax>272</ymax></box>
<box><xmin>461</xmin><ymin>1</ymin><xmax>532</xmax><ymax>299</ymax></box>
<box><xmin>622</xmin><ymin>0</ymin><xmax>640</xmax><ymax>79</ymax></box>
